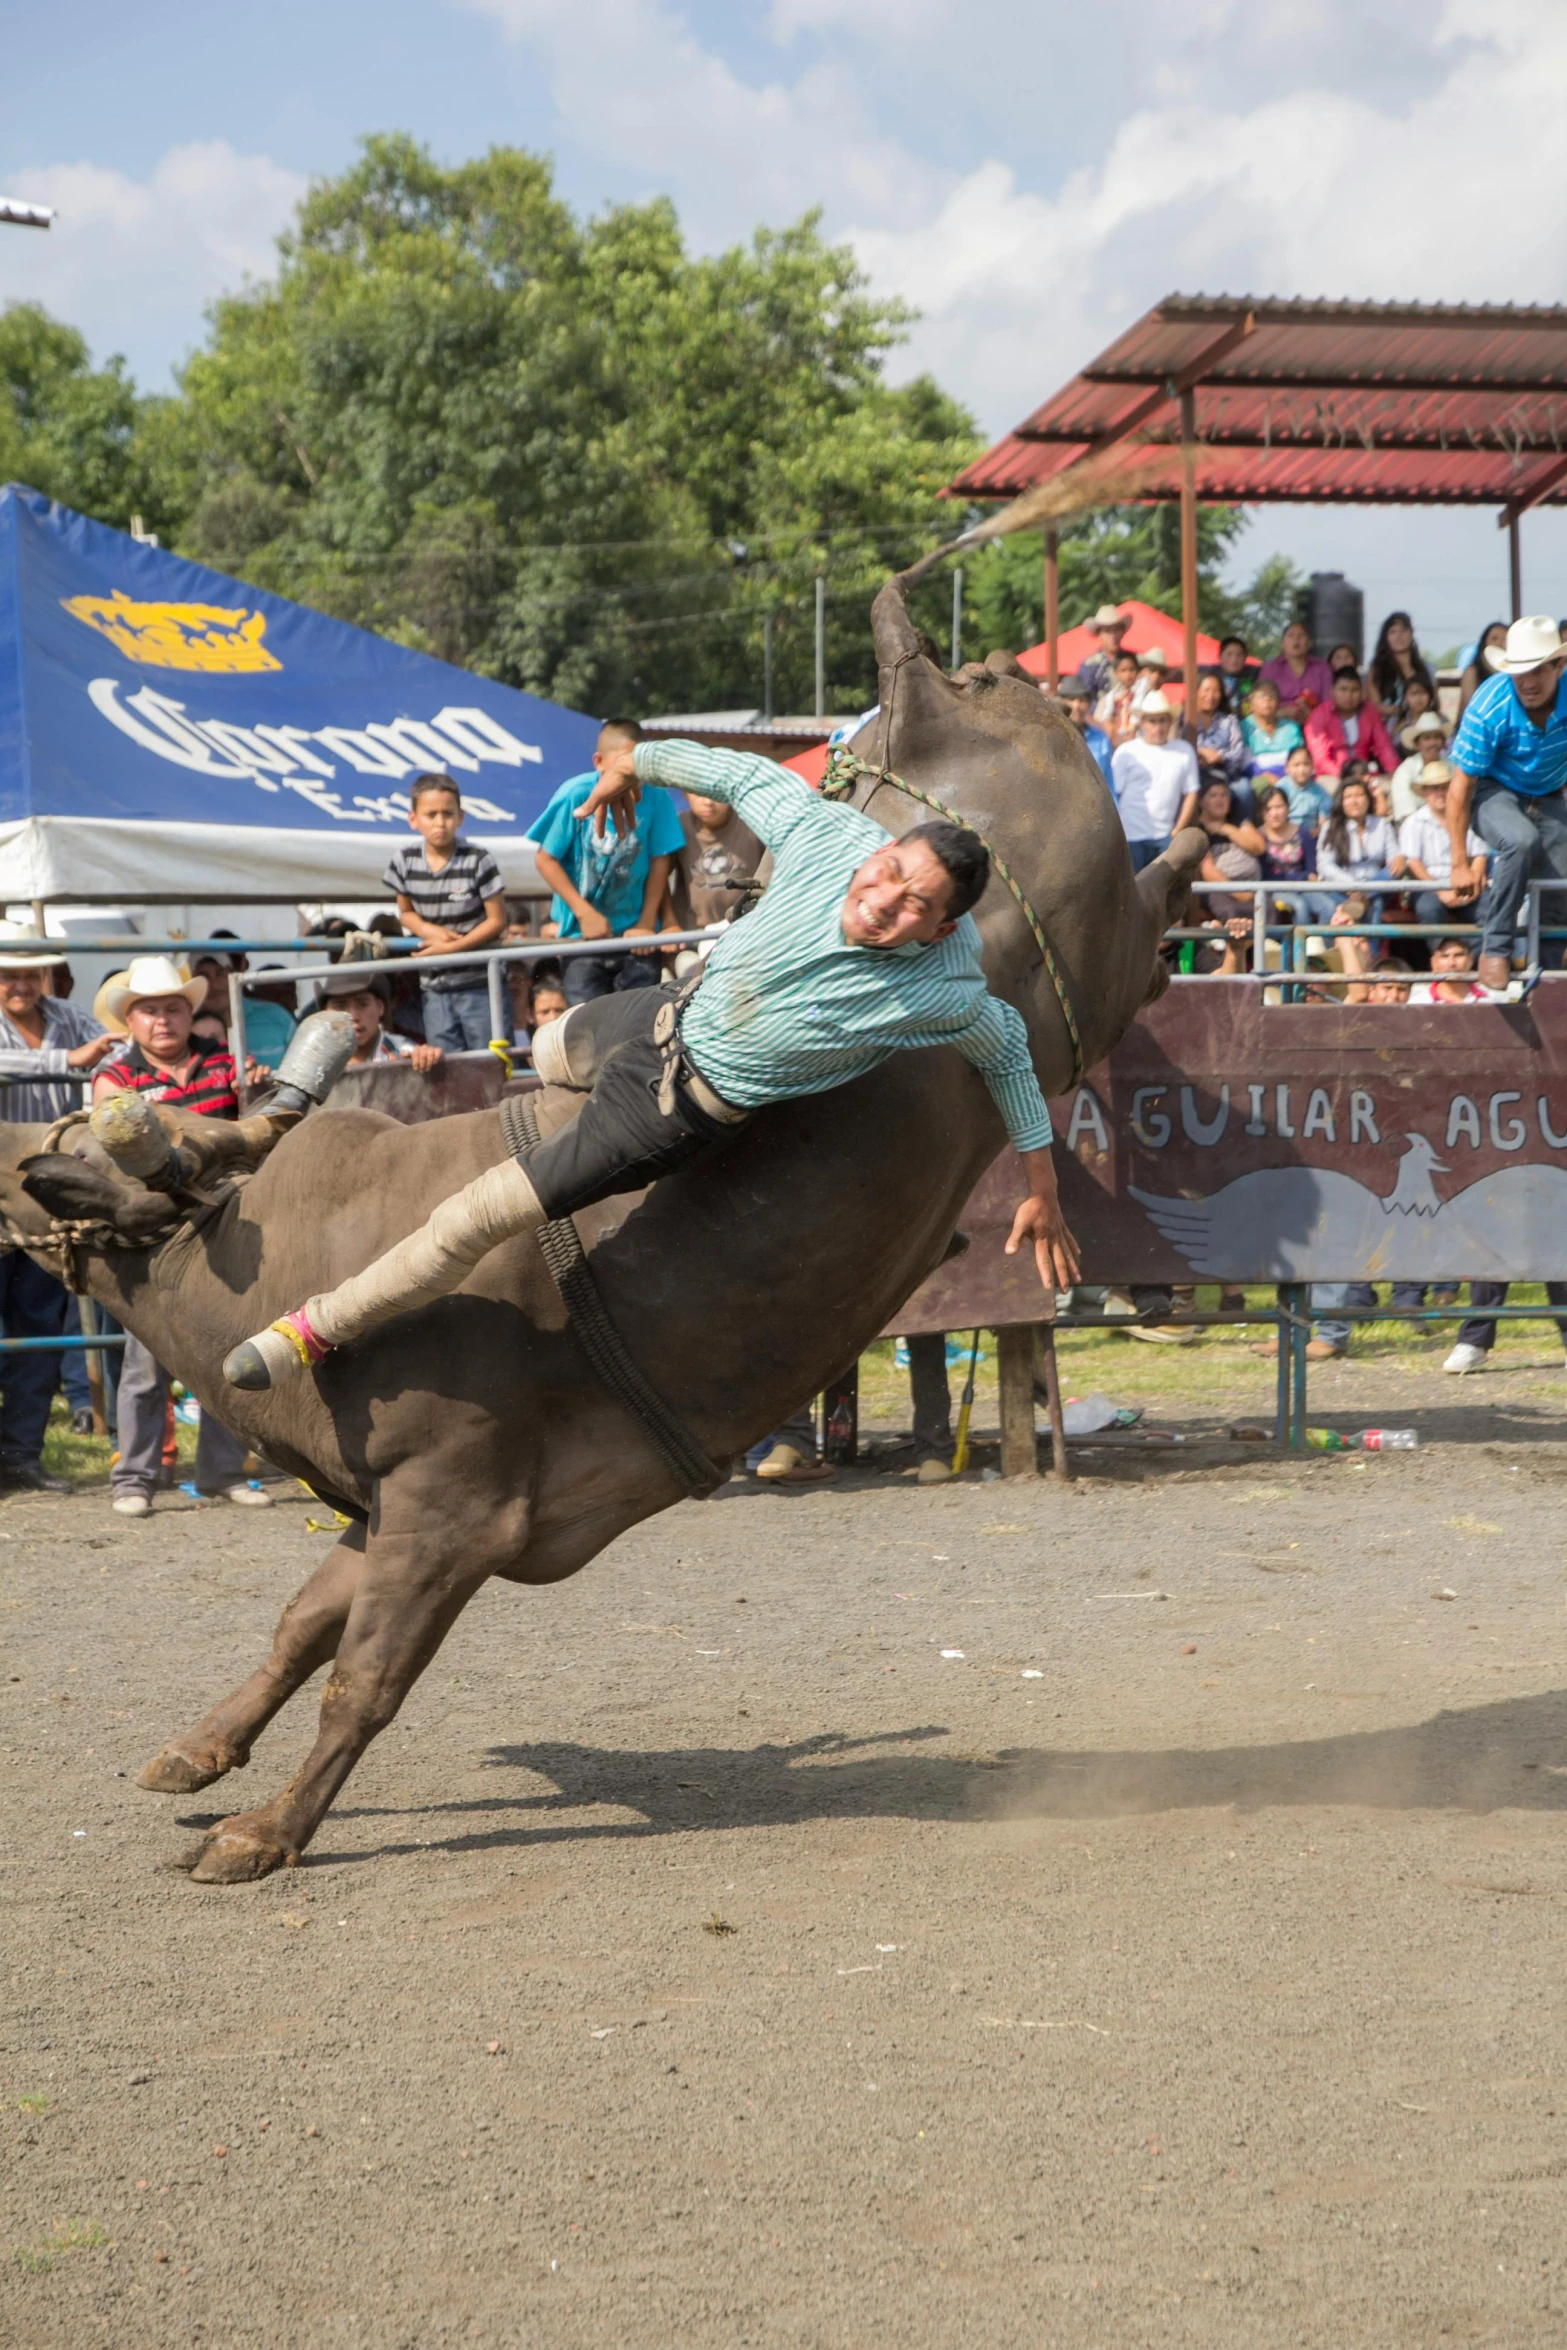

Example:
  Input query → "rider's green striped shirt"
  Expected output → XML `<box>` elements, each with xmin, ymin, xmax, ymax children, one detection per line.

<box><xmin>632</xmin><ymin>740</ymin><xmax>1054</xmax><ymax>1152</ymax></box>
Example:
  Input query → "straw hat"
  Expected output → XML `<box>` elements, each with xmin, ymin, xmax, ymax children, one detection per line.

<box><xmin>1400</xmin><ymin>709</ymin><xmax>1447</xmax><ymax>749</ymax></box>
<box><xmin>0</xmin><ymin>919</ymin><xmax>68</xmax><ymax>971</ymax></box>
<box><xmin>91</xmin><ymin>972</ymin><xmax>131</xmax><ymax>1036</ymax></box>
<box><xmin>100</xmin><ymin>955</ymin><xmax>207</xmax><ymax>1025</ymax></box>
<box><xmin>1416</xmin><ymin>760</ymin><xmax>1453</xmax><ymax>789</ymax></box>
<box><xmin>1139</xmin><ymin>690</ymin><xmax>1174</xmax><ymax>717</ymax></box>
<box><xmin>1486</xmin><ymin>616</ymin><xmax>1565</xmax><ymax>675</ymax></box>
<box><xmin>1136</xmin><ymin>645</ymin><xmax>1168</xmax><ymax>670</ymax></box>
<box><xmin>1088</xmin><ymin>605</ymin><xmax>1128</xmax><ymax>630</ymax></box>
<box><xmin>317</xmin><ymin>967</ymin><xmax>390</xmax><ymax>1005</ymax></box>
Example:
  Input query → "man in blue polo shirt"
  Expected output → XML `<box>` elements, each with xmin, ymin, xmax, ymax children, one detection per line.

<box><xmin>1447</xmin><ymin>615</ymin><xmax>1567</xmax><ymax>991</ymax></box>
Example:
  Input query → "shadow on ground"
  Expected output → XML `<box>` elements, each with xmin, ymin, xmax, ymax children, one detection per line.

<box><xmin>269</xmin><ymin>1692</ymin><xmax>1567</xmax><ymax>1865</ymax></box>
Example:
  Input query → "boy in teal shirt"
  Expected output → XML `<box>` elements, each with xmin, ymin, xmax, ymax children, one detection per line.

<box><xmin>527</xmin><ymin>719</ymin><xmax>685</xmax><ymax>1003</ymax></box>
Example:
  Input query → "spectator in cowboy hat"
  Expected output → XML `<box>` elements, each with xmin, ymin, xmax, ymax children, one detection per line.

<box><xmin>0</xmin><ymin>923</ymin><xmax>123</xmax><ymax>1491</ymax></box>
<box><xmin>1076</xmin><ymin>605</ymin><xmax>1131</xmax><ymax>701</ymax></box>
<box><xmin>1110</xmin><ymin>691</ymin><xmax>1201</xmax><ymax>873</ymax></box>
<box><xmin>1390</xmin><ymin>706</ymin><xmax>1450</xmax><ymax>822</ymax></box>
<box><xmin>1399</xmin><ymin>762</ymin><xmax>1488</xmax><ymax>938</ymax></box>
<box><xmin>91</xmin><ymin>957</ymin><xmax>271</xmax><ymax>1518</ymax></box>
<box><xmin>1446</xmin><ymin>615</ymin><xmax>1567</xmax><ymax>994</ymax></box>
<box><xmin>315</xmin><ymin>968</ymin><xmax>444</xmax><ymax>1073</ymax></box>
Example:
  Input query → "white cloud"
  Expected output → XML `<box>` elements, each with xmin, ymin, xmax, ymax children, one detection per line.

<box><xmin>1</xmin><ymin>141</ymin><xmax>305</xmax><ymax>385</ymax></box>
<box><xmin>844</xmin><ymin>0</ymin><xmax>1567</xmax><ymax>430</ymax></box>
<box><xmin>459</xmin><ymin>0</ymin><xmax>931</xmax><ymax>234</ymax></box>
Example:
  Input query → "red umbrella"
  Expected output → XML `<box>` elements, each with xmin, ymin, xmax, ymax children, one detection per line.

<box><xmin>1018</xmin><ymin>598</ymin><xmax>1222</xmax><ymax>700</ymax></box>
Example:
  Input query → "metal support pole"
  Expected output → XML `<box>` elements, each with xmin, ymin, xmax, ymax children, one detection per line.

<box><xmin>1252</xmin><ymin>891</ymin><xmax>1267</xmax><ymax>974</ymax></box>
<box><xmin>763</xmin><ymin>609</ymin><xmax>774</xmax><ymax>723</ymax></box>
<box><xmin>1044</xmin><ymin>525</ymin><xmax>1060</xmax><ymax>693</ymax></box>
<box><xmin>1509</xmin><ymin>510</ymin><xmax>1523</xmax><ymax>621</ymax></box>
<box><xmin>228</xmin><ymin>970</ymin><xmax>251</xmax><ymax>1109</ymax></box>
<box><xmin>996</xmin><ymin>1324</ymin><xmax>1038</xmax><ymax>1478</ymax></box>
<box><xmin>1286</xmin><ymin>1280</ymin><xmax>1309</xmax><ymax>1450</ymax></box>
<box><xmin>814</xmin><ymin>575</ymin><xmax>826</xmax><ymax>718</ymax></box>
<box><xmin>1273</xmin><ymin>1293</ymin><xmax>1291</xmax><ymax>1451</ymax></box>
<box><xmin>1179</xmin><ymin>389</ymin><xmax>1200</xmax><ymax>740</ymax></box>
<box><xmin>951</xmin><ymin>566</ymin><xmax>964</xmax><ymax>670</ymax></box>
<box><xmin>488</xmin><ymin>955</ymin><xmax>509</xmax><ymax>1050</ymax></box>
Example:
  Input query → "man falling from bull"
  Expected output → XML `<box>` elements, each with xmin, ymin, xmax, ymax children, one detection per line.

<box><xmin>224</xmin><ymin>733</ymin><xmax>1080</xmax><ymax>1392</ymax></box>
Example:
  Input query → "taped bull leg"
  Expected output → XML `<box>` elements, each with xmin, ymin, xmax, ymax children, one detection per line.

<box><xmin>222</xmin><ymin>1157</ymin><xmax>547</xmax><ymax>1390</ymax></box>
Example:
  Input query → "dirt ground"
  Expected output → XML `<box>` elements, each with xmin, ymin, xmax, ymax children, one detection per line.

<box><xmin>6</xmin><ymin>1339</ymin><xmax>1567</xmax><ymax>2348</ymax></box>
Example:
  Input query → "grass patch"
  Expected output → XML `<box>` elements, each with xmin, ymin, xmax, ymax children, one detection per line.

<box><xmin>861</xmin><ymin>1284</ymin><xmax>1567</xmax><ymax>1435</ymax></box>
<box><xmin>13</xmin><ymin>2219</ymin><xmax>108</xmax><ymax>2273</ymax></box>
<box><xmin>39</xmin><ymin>1396</ymin><xmax>200</xmax><ymax>1490</ymax></box>
<box><xmin>15</xmin><ymin>2095</ymin><xmax>51</xmax><ymax>2115</ymax></box>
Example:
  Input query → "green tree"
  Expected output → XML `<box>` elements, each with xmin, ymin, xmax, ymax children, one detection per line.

<box><xmin>0</xmin><ymin>303</ymin><xmax>177</xmax><ymax>534</ymax></box>
<box><xmin>167</xmin><ymin>136</ymin><xmax>977</xmax><ymax>714</ymax></box>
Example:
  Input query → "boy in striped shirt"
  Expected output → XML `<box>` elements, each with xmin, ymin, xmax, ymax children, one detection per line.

<box><xmin>385</xmin><ymin>775</ymin><xmax>506</xmax><ymax>1054</ymax></box>
<box><xmin>227</xmin><ymin>742</ymin><xmax>1079</xmax><ymax>1391</ymax></box>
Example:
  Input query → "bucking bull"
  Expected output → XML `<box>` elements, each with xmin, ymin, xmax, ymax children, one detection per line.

<box><xmin>0</xmin><ymin>577</ymin><xmax>1202</xmax><ymax>1881</ymax></box>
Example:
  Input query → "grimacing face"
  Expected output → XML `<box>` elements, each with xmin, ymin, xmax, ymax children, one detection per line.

<box><xmin>840</xmin><ymin>838</ymin><xmax>957</xmax><ymax>949</ymax></box>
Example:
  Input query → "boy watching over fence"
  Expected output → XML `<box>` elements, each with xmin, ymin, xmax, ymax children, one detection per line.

<box><xmin>385</xmin><ymin>775</ymin><xmax>507</xmax><ymax>1054</ymax></box>
<box><xmin>527</xmin><ymin>720</ymin><xmax>685</xmax><ymax>1006</ymax></box>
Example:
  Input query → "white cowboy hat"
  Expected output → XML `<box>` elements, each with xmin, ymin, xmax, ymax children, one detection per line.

<box><xmin>1088</xmin><ymin>604</ymin><xmax>1128</xmax><ymax>630</ymax></box>
<box><xmin>91</xmin><ymin>972</ymin><xmax>131</xmax><ymax>1036</ymax></box>
<box><xmin>1486</xmin><ymin>615</ymin><xmax>1565</xmax><ymax>675</ymax></box>
<box><xmin>0</xmin><ymin>919</ymin><xmax>68</xmax><ymax>971</ymax></box>
<box><xmin>1401</xmin><ymin>709</ymin><xmax>1448</xmax><ymax>748</ymax></box>
<box><xmin>1136</xmin><ymin>645</ymin><xmax>1168</xmax><ymax>669</ymax></box>
<box><xmin>100</xmin><ymin>955</ymin><xmax>208</xmax><ymax>1025</ymax></box>
<box><xmin>1139</xmin><ymin>689</ymin><xmax>1174</xmax><ymax>717</ymax></box>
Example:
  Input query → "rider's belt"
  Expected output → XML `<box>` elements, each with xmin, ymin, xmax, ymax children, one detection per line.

<box><xmin>651</xmin><ymin>985</ymin><xmax>748</xmax><ymax>1126</ymax></box>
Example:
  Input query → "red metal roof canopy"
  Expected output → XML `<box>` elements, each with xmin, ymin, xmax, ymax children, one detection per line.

<box><xmin>949</xmin><ymin>296</ymin><xmax>1567</xmax><ymax>518</ymax></box>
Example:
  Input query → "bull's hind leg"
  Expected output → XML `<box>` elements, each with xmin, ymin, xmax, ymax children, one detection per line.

<box><xmin>138</xmin><ymin>1526</ymin><xmax>366</xmax><ymax>1794</ymax></box>
<box><xmin>173</xmin><ymin>1509</ymin><xmax>493</xmax><ymax>1882</ymax></box>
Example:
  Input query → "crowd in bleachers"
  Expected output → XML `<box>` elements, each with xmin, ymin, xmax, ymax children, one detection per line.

<box><xmin>1054</xmin><ymin>603</ymin><xmax>1533</xmax><ymax>996</ymax></box>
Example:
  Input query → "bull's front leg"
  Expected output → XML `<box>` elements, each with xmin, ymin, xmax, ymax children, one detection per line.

<box><xmin>138</xmin><ymin>1526</ymin><xmax>366</xmax><ymax>1794</ymax></box>
<box><xmin>173</xmin><ymin>1528</ymin><xmax>490</xmax><ymax>1883</ymax></box>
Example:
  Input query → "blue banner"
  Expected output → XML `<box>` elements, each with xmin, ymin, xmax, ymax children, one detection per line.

<box><xmin>0</xmin><ymin>485</ymin><xmax>598</xmax><ymax>845</ymax></box>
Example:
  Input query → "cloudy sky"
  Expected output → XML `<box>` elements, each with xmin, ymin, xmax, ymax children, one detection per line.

<box><xmin>4</xmin><ymin>0</ymin><xmax>1565</xmax><ymax>643</ymax></box>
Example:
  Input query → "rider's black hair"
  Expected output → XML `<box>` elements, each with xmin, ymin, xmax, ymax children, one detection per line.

<box><xmin>904</xmin><ymin>819</ymin><xmax>990</xmax><ymax>921</ymax></box>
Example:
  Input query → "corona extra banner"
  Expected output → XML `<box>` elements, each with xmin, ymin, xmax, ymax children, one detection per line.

<box><xmin>0</xmin><ymin>485</ymin><xmax>599</xmax><ymax>898</ymax></box>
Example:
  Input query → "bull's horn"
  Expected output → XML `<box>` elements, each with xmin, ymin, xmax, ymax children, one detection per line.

<box><xmin>89</xmin><ymin>1092</ymin><xmax>185</xmax><ymax>1190</ymax></box>
<box><xmin>254</xmin><ymin>1011</ymin><xmax>356</xmax><ymax>1114</ymax></box>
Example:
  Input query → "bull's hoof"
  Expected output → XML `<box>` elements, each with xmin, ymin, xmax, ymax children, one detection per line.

<box><xmin>138</xmin><ymin>1740</ymin><xmax>246</xmax><ymax>1794</ymax></box>
<box><xmin>177</xmin><ymin>1813</ymin><xmax>299</xmax><ymax>1883</ymax></box>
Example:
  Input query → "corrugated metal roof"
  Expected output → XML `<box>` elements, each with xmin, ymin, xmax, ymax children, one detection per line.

<box><xmin>948</xmin><ymin>297</ymin><xmax>1567</xmax><ymax>508</ymax></box>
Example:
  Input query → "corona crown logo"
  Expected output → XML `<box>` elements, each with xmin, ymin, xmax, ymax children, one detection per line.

<box><xmin>61</xmin><ymin>590</ymin><xmax>281</xmax><ymax>674</ymax></box>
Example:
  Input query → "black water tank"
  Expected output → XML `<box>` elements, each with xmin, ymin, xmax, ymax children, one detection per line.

<box><xmin>1292</xmin><ymin>572</ymin><xmax>1364</xmax><ymax>663</ymax></box>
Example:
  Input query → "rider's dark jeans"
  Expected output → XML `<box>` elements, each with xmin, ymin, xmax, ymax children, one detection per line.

<box><xmin>524</xmin><ymin>986</ymin><xmax>739</xmax><ymax>1220</ymax></box>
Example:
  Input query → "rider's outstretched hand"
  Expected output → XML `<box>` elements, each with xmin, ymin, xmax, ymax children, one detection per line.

<box><xmin>574</xmin><ymin>746</ymin><xmax>642</xmax><ymax>840</ymax></box>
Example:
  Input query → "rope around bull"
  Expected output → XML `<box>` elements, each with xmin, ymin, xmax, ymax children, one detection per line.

<box><xmin>819</xmin><ymin>743</ymin><xmax>1084</xmax><ymax>1088</ymax></box>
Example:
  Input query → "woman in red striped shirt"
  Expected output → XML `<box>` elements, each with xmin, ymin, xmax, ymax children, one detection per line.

<box><xmin>91</xmin><ymin>958</ymin><xmax>269</xmax><ymax>1518</ymax></box>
